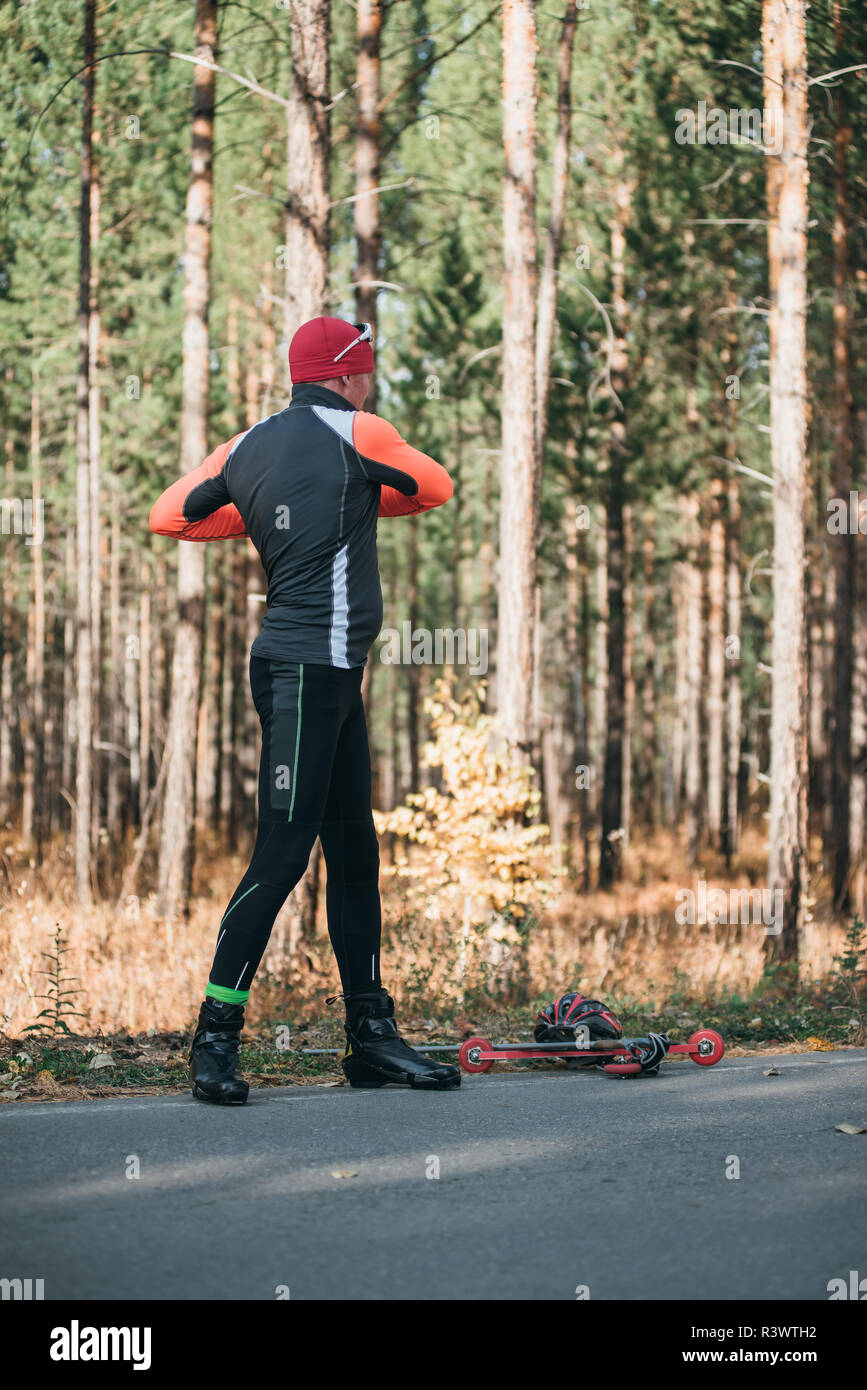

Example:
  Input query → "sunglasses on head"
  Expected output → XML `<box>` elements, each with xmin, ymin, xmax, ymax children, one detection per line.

<box><xmin>332</xmin><ymin>322</ymin><xmax>373</xmax><ymax>364</ymax></box>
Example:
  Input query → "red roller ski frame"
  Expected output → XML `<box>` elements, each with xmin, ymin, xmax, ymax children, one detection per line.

<box><xmin>458</xmin><ymin>1029</ymin><xmax>725</xmax><ymax>1076</ymax></box>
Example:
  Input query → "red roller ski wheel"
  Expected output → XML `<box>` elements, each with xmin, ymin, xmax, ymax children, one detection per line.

<box><xmin>602</xmin><ymin>1044</ymin><xmax>643</xmax><ymax>1076</ymax></box>
<box><xmin>459</xmin><ymin>1037</ymin><xmax>494</xmax><ymax>1074</ymax></box>
<box><xmin>688</xmin><ymin>1028</ymin><xmax>725</xmax><ymax>1066</ymax></box>
<box><xmin>602</xmin><ymin>1057</ymin><xmax>643</xmax><ymax>1076</ymax></box>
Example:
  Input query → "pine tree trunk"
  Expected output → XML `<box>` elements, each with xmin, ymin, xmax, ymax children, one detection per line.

<box><xmin>671</xmin><ymin>565</ymin><xmax>687</xmax><ymax>824</ymax></box>
<box><xmin>563</xmin><ymin>502</ymin><xmax>582</xmax><ymax>863</ymax></box>
<box><xmin>138</xmin><ymin>561</ymin><xmax>151</xmax><ymax>825</ymax></box>
<box><xmin>683</xmin><ymin>494</ymin><xmax>703</xmax><ymax>869</ymax></box>
<box><xmin>621</xmin><ymin>503</ymin><xmax>634</xmax><ymax>852</ymax></box>
<box><xmin>220</xmin><ymin>298</ymin><xmax>242</xmax><ymax>831</ymax></box>
<box><xmin>89</xmin><ymin>121</ymin><xmax>102</xmax><ymax>867</ymax></box>
<box><xmin>0</xmin><ymin>439</ymin><xmax>12</xmax><ymax>826</ymax></box>
<box><xmin>355</xmin><ymin>0</ymin><xmax>384</xmax><ymax>726</ymax></box>
<box><xmin>600</xmin><ymin>473</ymin><xmax>624</xmax><ymax>888</ymax></box>
<box><xmin>382</xmin><ymin>668</ymin><xmax>395</xmax><ymax>814</ymax></box>
<box><xmin>407</xmin><ymin>525</ymin><xmax>420</xmax><ymax>793</ymax></box>
<box><xmin>577</xmin><ymin>531</ymin><xmax>593</xmax><ymax>885</ymax></box>
<box><xmin>234</xmin><ymin>557</ymin><xmax>255</xmax><ymax>834</ymax></box>
<box><xmin>828</xmin><ymin>0</ymin><xmax>854</xmax><ymax>911</ymax></box>
<box><xmin>722</xmin><ymin>293</ymin><xmax>742</xmax><ymax>864</ymax></box>
<box><xmin>592</xmin><ymin>516</ymin><xmax>608</xmax><ymax>861</ymax></box>
<box><xmin>355</xmin><ymin>0</ymin><xmax>382</xmax><ymax>336</ymax></box>
<box><xmin>156</xmin><ymin>0</ymin><xmax>217</xmax><ymax>918</ymax></box>
<box><xmin>260</xmin><ymin>175</ymin><xmax>277</xmax><ymax>417</ymax></box>
<box><xmin>62</xmin><ymin>540</ymin><xmax>75</xmax><ymax>803</ymax></box>
<box><xmin>237</xmin><ymin>543</ymin><xmax>259</xmax><ymax>818</ymax></box>
<box><xmin>480</xmin><ymin>447</ymin><xmax>495</xmax><ymax>633</ymax></box>
<box><xmin>599</xmin><ymin>173</ymin><xmax>630</xmax><ymax>887</ymax></box>
<box><xmin>125</xmin><ymin>595</ymin><xmax>141</xmax><ymax>832</ymax></box>
<box><xmin>706</xmin><ymin>470</ymin><xmax>726</xmax><ymax>849</ymax></box>
<box><xmin>641</xmin><ymin>532</ymin><xmax>657</xmax><ymax>832</ymax></box>
<box><xmin>450</xmin><ymin>396</ymin><xmax>466</xmax><ymax>646</ymax></box>
<box><xmin>850</xmin><ymin>516</ymin><xmax>867</xmax><ymax>917</ymax></box>
<box><xmin>680</xmin><ymin>274</ymin><xmax>704</xmax><ymax>866</ymax></box>
<box><xmin>498</xmin><ymin>0</ymin><xmax>538</xmax><ymax>752</ymax></box>
<box><xmin>105</xmin><ymin>511</ymin><xmax>122</xmax><ymax>860</ymax></box>
<box><xmin>532</xmin><ymin>581</ymin><xmax>543</xmax><ymax>766</ymax></box>
<box><xmin>196</xmin><ymin>574</ymin><xmax>220</xmax><ymax>831</ymax></box>
<box><xmin>534</xmin><ymin>0</ymin><xmax>577</xmax><ymax>460</ymax></box>
<box><xmin>74</xmin><ymin>0</ymin><xmax>96</xmax><ymax>904</ymax></box>
<box><xmin>284</xmin><ymin>0</ymin><xmax>330</xmax><ymax>375</ymax></box>
<box><xmin>763</xmin><ymin>0</ymin><xmax>809</xmax><ymax>961</ymax></box>
<box><xmin>542</xmin><ymin>711</ymin><xmax>565</xmax><ymax>858</ymax></box>
<box><xmin>809</xmin><ymin>477</ymin><xmax>829</xmax><ymax>848</ymax></box>
<box><xmin>239</xmin><ymin>314</ymin><xmax>265</xmax><ymax>815</ymax></box>
<box><xmin>724</xmin><ymin>472</ymin><xmax>742</xmax><ymax>863</ymax></box>
<box><xmin>22</xmin><ymin>367</ymin><xmax>44</xmax><ymax>851</ymax></box>
<box><xmin>218</xmin><ymin>547</ymin><xmax>236</xmax><ymax>829</ymax></box>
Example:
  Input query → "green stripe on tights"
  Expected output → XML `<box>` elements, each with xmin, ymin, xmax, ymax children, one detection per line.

<box><xmin>288</xmin><ymin>662</ymin><xmax>304</xmax><ymax>821</ymax></box>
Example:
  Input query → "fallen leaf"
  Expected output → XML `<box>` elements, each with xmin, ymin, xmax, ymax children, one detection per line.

<box><xmin>835</xmin><ymin>1123</ymin><xmax>867</xmax><ymax>1135</ymax></box>
<box><xmin>15</xmin><ymin>1052</ymin><xmax>33</xmax><ymax>1067</ymax></box>
<box><xmin>806</xmin><ymin>1036</ymin><xmax>834</xmax><ymax>1052</ymax></box>
<box><xmin>34</xmin><ymin>1069</ymin><xmax>60</xmax><ymax>1089</ymax></box>
<box><xmin>330</xmin><ymin>1165</ymin><xmax>358</xmax><ymax>1179</ymax></box>
<box><xmin>764</xmin><ymin>1067</ymin><xmax>780</xmax><ymax>1077</ymax></box>
<box><xmin>87</xmin><ymin>1053</ymin><xmax>116</xmax><ymax>1070</ymax></box>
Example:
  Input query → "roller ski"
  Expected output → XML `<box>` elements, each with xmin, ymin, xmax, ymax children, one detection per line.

<box><xmin>458</xmin><ymin>992</ymin><xmax>724</xmax><ymax>1077</ymax></box>
<box><xmin>338</xmin><ymin>988</ymin><xmax>461</xmax><ymax>1090</ymax></box>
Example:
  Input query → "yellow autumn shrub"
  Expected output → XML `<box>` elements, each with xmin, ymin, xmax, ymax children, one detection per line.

<box><xmin>374</xmin><ymin>681</ymin><xmax>561</xmax><ymax>1005</ymax></box>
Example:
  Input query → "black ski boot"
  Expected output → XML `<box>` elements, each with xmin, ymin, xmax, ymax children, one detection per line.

<box><xmin>340</xmin><ymin>989</ymin><xmax>461</xmax><ymax>1090</ymax></box>
<box><xmin>189</xmin><ymin>999</ymin><xmax>249</xmax><ymax>1105</ymax></box>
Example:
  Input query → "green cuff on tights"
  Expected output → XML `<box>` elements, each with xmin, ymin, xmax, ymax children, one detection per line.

<box><xmin>206</xmin><ymin>982</ymin><xmax>250</xmax><ymax>1005</ymax></box>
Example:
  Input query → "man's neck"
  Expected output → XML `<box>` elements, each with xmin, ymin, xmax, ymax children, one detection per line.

<box><xmin>289</xmin><ymin>381</ymin><xmax>356</xmax><ymax>411</ymax></box>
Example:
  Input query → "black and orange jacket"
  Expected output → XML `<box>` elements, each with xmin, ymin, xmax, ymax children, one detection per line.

<box><xmin>150</xmin><ymin>382</ymin><xmax>452</xmax><ymax>668</ymax></box>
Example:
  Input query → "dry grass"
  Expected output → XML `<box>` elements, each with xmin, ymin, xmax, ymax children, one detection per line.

<box><xmin>535</xmin><ymin>824</ymin><xmax>849</xmax><ymax>1005</ymax></box>
<box><xmin>0</xmin><ymin>825</ymin><xmax>854</xmax><ymax>1037</ymax></box>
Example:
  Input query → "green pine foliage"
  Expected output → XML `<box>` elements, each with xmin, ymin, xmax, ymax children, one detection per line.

<box><xmin>1</xmin><ymin>0</ymin><xmax>865</xmax><ymax>880</ymax></box>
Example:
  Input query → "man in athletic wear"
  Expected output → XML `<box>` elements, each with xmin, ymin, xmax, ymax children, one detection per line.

<box><xmin>149</xmin><ymin>316</ymin><xmax>460</xmax><ymax>1101</ymax></box>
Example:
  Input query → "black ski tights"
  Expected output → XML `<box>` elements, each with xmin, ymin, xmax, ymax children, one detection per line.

<box><xmin>207</xmin><ymin>658</ymin><xmax>382</xmax><ymax>1002</ymax></box>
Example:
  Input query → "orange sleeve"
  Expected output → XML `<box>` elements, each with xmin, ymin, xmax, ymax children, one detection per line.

<box><xmin>351</xmin><ymin>412</ymin><xmax>453</xmax><ymax>517</ymax></box>
<box><xmin>149</xmin><ymin>433</ymin><xmax>248</xmax><ymax>541</ymax></box>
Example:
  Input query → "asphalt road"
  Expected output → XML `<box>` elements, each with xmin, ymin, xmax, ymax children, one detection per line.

<box><xmin>1</xmin><ymin>1050</ymin><xmax>865</xmax><ymax>1300</ymax></box>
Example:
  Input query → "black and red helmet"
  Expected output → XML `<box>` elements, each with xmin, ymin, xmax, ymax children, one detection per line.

<box><xmin>534</xmin><ymin>992</ymin><xmax>623</xmax><ymax>1043</ymax></box>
